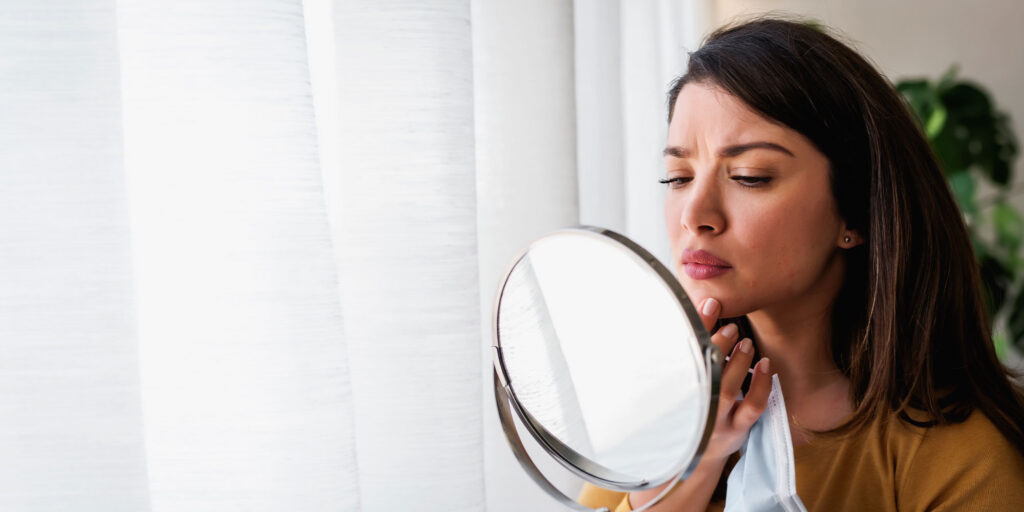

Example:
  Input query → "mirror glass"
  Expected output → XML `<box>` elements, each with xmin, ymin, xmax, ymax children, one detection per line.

<box><xmin>494</xmin><ymin>228</ymin><xmax>713</xmax><ymax>490</ymax></box>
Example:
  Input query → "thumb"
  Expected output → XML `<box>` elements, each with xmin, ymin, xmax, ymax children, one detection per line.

<box><xmin>698</xmin><ymin>297</ymin><xmax>722</xmax><ymax>333</ymax></box>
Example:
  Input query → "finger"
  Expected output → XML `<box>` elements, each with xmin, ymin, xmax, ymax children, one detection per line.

<box><xmin>732</xmin><ymin>358</ymin><xmax>773</xmax><ymax>430</ymax></box>
<box><xmin>710</xmin><ymin>323</ymin><xmax>740</xmax><ymax>362</ymax></box>
<box><xmin>698</xmin><ymin>297</ymin><xmax>721</xmax><ymax>333</ymax></box>
<box><xmin>719</xmin><ymin>338</ymin><xmax>755</xmax><ymax>408</ymax></box>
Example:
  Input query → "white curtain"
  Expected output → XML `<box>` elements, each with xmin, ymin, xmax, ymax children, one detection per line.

<box><xmin>0</xmin><ymin>0</ymin><xmax>709</xmax><ymax>510</ymax></box>
<box><xmin>0</xmin><ymin>2</ymin><xmax>150</xmax><ymax>509</ymax></box>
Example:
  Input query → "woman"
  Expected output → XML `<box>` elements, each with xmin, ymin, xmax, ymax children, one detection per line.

<box><xmin>580</xmin><ymin>16</ymin><xmax>1024</xmax><ymax>512</ymax></box>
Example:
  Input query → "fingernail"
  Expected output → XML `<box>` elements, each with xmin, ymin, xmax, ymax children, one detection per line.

<box><xmin>738</xmin><ymin>338</ymin><xmax>752</xmax><ymax>354</ymax></box>
<box><xmin>720</xmin><ymin>323</ymin><xmax>738</xmax><ymax>339</ymax></box>
<box><xmin>702</xmin><ymin>298</ymin><xmax>720</xmax><ymax>317</ymax></box>
<box><xmin>758</xmin><ymin>357</ymin><xmax>771</xmax><ymax>374</ymax></box>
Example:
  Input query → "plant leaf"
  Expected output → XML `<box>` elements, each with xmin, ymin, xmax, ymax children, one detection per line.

<box><xmin>1009</xmin><ymin>287</ymin><xmax>1024</xmax><ymax>352</ymax></box>
<box><xmin>896</xmin><ymin>80</ymin><xmax>937</xmax><ymax>133</ymax></box>
<box><xmin>991</xmin><ymin>111</ymin><xmax>1019</xmax><ymax>185</ymax></box>
<box><xmin>992</xmin><ymin>201</ymin><xmax>1024</xmax><ymax>268</ymax></box>
<box><xmin>937</xmin><ymin>64</ymin><xmax>960</xmax><ymax>93</ymax></box>
<box><xmin>947</xmin><ymin>171</ymin><xmax>978</xmax><ymax>217</ymax></box>
<box><xmin>993</xmin><ymin>331</ymin><xmax>1008</xmax><ymax>361</ymax></box>
<box><xmin>925</xmin><ymin>104</ymin><xmax>948</xmax><ymax>138</ymax></box>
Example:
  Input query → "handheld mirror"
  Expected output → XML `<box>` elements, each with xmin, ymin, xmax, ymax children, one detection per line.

<box><xmin>492</xmin><ymin>226</ymin><xmax>723</xmax><ymax>511</ymax></box>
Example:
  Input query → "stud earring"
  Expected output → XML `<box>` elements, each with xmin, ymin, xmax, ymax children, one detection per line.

<box><xmin>844</xmin><ymin>236</ymin><xmax>852</xmax><ymax>244</ymax></box>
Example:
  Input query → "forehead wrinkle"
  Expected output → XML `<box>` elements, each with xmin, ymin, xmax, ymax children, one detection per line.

<box><xmin>668</xmin><ymin>83</ymin><xmax>795</xmax><ymax>161</ymax></box>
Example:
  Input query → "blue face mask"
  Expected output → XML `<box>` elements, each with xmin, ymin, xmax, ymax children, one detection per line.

<box><xmin>723</xmin><ymin>374</ymin><xmax>808</xmax><ymax>512</ymax></box>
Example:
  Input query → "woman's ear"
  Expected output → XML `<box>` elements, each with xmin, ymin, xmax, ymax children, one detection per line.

<box><xmin>838</xmin><ymin>227</ymin><xmax>864</xmax><ymax>248</ymax></box>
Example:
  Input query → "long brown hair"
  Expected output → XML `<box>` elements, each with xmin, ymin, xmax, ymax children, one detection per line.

<box><xmin>668</xmin><ymin>17</ymin><xmax>1024</xmax><ymax>453</ymax></box>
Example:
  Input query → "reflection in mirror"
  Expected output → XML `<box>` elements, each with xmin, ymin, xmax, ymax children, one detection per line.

<box><xmin>496</xmin><ymin>229</ymin><xmax>710</xmax><ymax>488</ymax></box>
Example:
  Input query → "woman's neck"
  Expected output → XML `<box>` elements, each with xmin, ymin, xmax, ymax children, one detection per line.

<box><xmin>744</xmin><ymin>259</ymin><xmax>853</xmax><ymax>435</ymax></box>
<box><xmin>747</xmin><ymin>303</ymin><xmax>839</xmax><ymax>392</ymax></box>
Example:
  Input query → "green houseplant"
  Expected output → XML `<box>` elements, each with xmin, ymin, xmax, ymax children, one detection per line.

<box><xmin>897</xmin><ymin>67</ymin><xmax>1023</xmax><ymax>358</ymax></box>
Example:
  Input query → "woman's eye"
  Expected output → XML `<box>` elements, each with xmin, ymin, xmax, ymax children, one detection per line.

<box><xmin>658</xmin><ymin>177</ymin><xmax>692</xmax><ymax>188</ymax></box>
<box><xmin>731</xmin><ymin>175</ymin><xmax>772</xmax><ymax>187</ymax></box>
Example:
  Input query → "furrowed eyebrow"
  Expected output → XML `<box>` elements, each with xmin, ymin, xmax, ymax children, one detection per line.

<box><xmin>718</xmin><ymin>141</ymin><xmax>794</xmax><ymax>158</ymax></box>
<box><xmin>662</xmin><ymin>141</ymin><xmax>795</xmax><ymax>159</ymax></box>
<box><xmin>663</xmin><ymin>146</ymin><xmax>690</xmax><ymax>158</ymax></box>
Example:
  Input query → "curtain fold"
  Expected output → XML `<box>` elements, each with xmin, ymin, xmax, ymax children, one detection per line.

<box><xmin>0</xmin><ymin>1</ymin><xmax>151</xmax><ymax>509</ymax></box>
<box><xmin>118</xmin><ymin>0</ymin><xmax>354</xmax><ymax>510</ymax></box>
<box><xmin>470</xmin><ymin>0</ymin><xmax>581</xmax><ymax>509</ymax></box>
<box><xmin>620</xmin><ymin>0</ymin><xmax>698</xmax><ymax>266</ymax></box>
<box><xmin>575</xmin><ymin>0</ymin><xmax>627</xmax><ymax>233</ymax></box>
<box><xmin>332</xmin><ymin>1</ymin><xmax>485</xmax><ymax>511</ymax></box>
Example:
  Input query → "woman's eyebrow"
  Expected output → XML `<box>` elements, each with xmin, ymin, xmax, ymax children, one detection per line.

<box><xmin>719</xmin><ymin>141</ymin><xmax>795</xmax><ymax>157</ymax></box>
<box><xmin>663</xmin><ymin>146</ymin><xmax>691</xmax><ymax>158</ymax></box>
<box><xmin>662</xmin><ymin>141</ymin><xmax>795</xmax><ymax>158</ymax></box>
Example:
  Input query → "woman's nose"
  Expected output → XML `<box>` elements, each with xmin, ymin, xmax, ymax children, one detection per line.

<box><xmin>679</xmin><ymin>178</ymin><xmax>726</xmax><ymax>235</ymax></box>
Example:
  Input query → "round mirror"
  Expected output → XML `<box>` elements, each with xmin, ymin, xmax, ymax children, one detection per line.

<box><xmin>492</xmin><ymin>226</ymin><xmax>722</xmax><ymax>511</ymax></box>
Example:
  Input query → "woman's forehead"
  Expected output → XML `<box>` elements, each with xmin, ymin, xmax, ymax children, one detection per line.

<box><xmin>668</xmin><ymin>83</ymin><xmax>802</xmax><ymax>154</ymax></box>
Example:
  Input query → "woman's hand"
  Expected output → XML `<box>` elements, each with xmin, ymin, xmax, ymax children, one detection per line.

<box><xmin>627</xmin><ymin>297</ymin><xmax>775</xmax><ymax>511</ymax></box>
<box><xmin>697</xmin><ymin>297</ymin><xmax>774</xmax><ymax>463</ymax></box>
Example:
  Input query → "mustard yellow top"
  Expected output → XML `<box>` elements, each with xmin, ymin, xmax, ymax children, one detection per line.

<box><xmin>579</xmin><ymin>408</ymin><xmax>1024</xmax><ymax>511</ymax></box>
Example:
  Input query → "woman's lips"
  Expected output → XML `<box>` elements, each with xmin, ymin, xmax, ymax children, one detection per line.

<box><xmin>681</xmin><ymin>249</ymin><xmax>732</xmax><ymax>280</ymax></box>
<box><xmin>684</xmin><ymin>263</ymin><xmax>731</xmax><ymax>279</ymax></box>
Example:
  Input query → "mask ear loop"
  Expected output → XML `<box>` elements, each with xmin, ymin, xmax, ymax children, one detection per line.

<box><xmin>766</xmin><ymin>375</ymin><xmax>806</xmax><ymax>512</ymax></box>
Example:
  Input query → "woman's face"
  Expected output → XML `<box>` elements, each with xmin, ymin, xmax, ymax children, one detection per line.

<box><xmin>664</xmin><ymin>82</ymin><xmax>850</xmax><ymax>319</ymax></box>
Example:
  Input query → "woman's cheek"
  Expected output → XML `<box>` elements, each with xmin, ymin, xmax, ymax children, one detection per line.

<box><xmin>775</xmin><ymin>258</ymin><xmax>826</xmax><ymax>304</ymax></box>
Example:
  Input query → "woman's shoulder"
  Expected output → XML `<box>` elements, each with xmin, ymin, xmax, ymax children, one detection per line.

<box><xmin>578</xmin><ymin>482</ymin><xmax>630</xmax><ymax>512</ymax></box>
<box><xmin>908</xmin><ymin>406</ymin><xmax>1014</xmax><ymax>444</ymax></box>
<box><xmin>888</xmin><ymin>406</ymin><xmax>1022</xmax><ymax>463</ymax></box>
<box><xmin>795</xmin><ymin>407</ymin><xmax>1024</xmax><ymax>511</ymax></box>
<box><xmin>895</xmin><ymin>408</ymin><xmax>1024</xmax><ymax>510</ymax></box>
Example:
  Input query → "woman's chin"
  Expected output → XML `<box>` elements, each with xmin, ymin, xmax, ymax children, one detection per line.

<box><xmin>719</xmin><ymin>304</ymin><xmax>755</xmax><ymax>319</ymax></box>
<box><xmin>678</xmin><ymin>284</ymin><xmax>755</xmax><ymax>319</ymax></box>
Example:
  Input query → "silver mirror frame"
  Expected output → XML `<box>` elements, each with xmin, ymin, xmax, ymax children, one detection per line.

<box><xmin>491</xmin><ymin>226</ymin><xmax>723</xmax><ymax>511</ymax></box>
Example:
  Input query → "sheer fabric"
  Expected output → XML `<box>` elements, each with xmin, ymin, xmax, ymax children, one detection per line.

<box><xmin>0</xmin><ymin>1</ymin><xmax>707</xmax><ymax>510</ymax></box>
